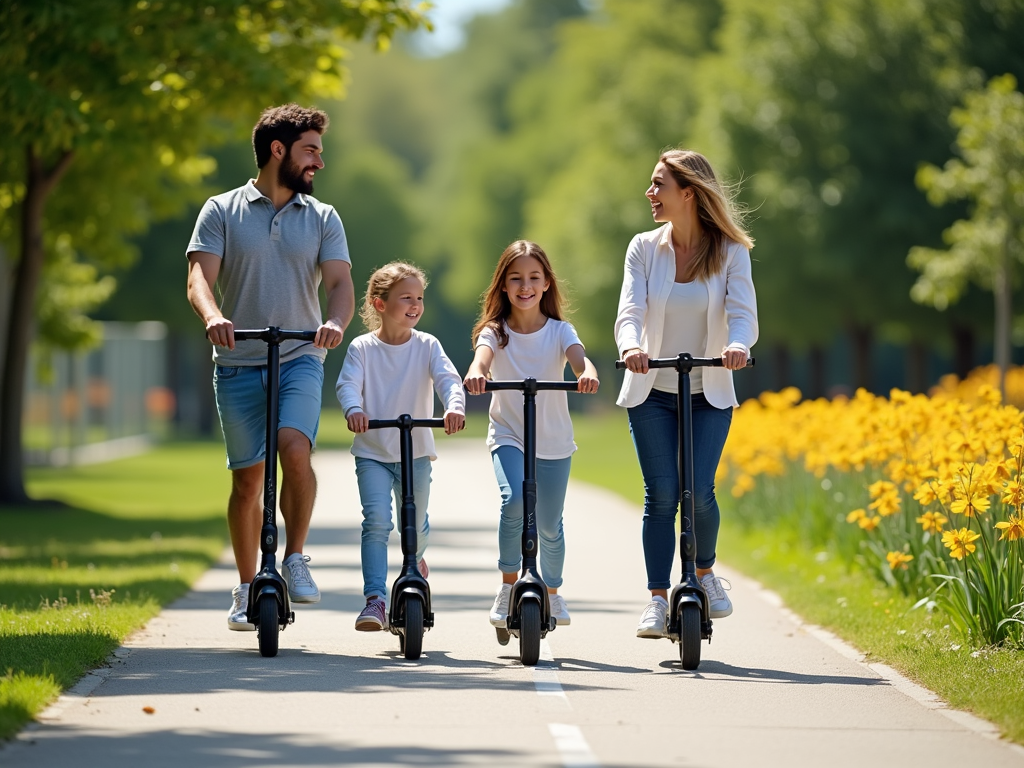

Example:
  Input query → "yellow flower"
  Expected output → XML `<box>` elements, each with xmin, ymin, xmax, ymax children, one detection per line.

<box><xmin>886</xmin><ymin>551</ymin><xmax>914</xmax><ymax>570</ymax></box>
<box><xmin>995</xmin><ymin>513</ymin><xmax>1024</xmax><ymax>541</ymax></box>
<box><xmin>858</xmin><ymin>515</ymin><xmax>882</xmax><ymax>531</ymax></box>
<box><xmin>941</xmin><ymin>527</ymin><xmax>981</xmax><ymax>560</ymax></box>
<box><xmin>869</xmin><ymin>490</ymin><xmax>901</xmax><ymax>516</ymax></box>
<box><xmin>916</xmin><ymin>510</ymin><xmax>948</xmax><ymax>533</ymax></box>
<box><xmin>846</xmin><ymin>508</ymin><xmax>866</xmax><ymax>524</ymax></box>
<box><xmin>1002</xmin><ymin>479</ymin><xmax>1024</xmax><ymax>509</ymax></box>
<box><xmin>913</xmin><ymin>482</ymin><xmax>938</xmax><ymax>506</ymax></box>
<box><xmin>868</xmin><ymin>480</ymin><xmax>897</xmax><ymax>499</ymax></box>
<box><xmin>949</xmin><ymin>491</ymin><xmax>991</xmax><ymax>517</ymax></box>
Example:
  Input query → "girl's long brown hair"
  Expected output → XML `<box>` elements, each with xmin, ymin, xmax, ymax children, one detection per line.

<box><xmin>471</xmin><ymin>240</ymin><xmax>567</xmax><ymax>349</ymax></box>
<box><xmin>659</xmin><ymin>149</ymin><xmax>753</xmax><ymax>281</ymax></box>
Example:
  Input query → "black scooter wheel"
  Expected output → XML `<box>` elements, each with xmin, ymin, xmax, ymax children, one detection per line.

<box><xmin>495</xmin><ymin>627</ymin><xmax>511</xmax><ymax>646</ymax></box>
<box><xmin>257</xmin><ymin>596</ymin><xmax>279</xmax><ymax>658</ymax></box>
<box><xmin>402</xmin><ymin>597</ymin><xmax>424</xmax><ymax>660</ymax></box>
<box><xmin>679</xmin><ymin>603</ymin><xmax>701</xmax><ymax>670</ymax></box>
<box><xmin>518</xmin><ymin>601</ymin><xmax>541</xmax><ymax>666</ymax></box>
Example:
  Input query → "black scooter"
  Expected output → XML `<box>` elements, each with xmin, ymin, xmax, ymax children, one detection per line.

<box><xmin>482</xmin><ymin>378</ymin><xmax>580</xmax><ymax>666</ymax></box>
<box><xmin>615</xmin><ymin>353</ymin><xmax>753</xmax><ymax>670</ymax></box>
<box><xmin>365</xmin><ymin>414</ymin><xmax>443</xmax><ymax>661</ymax></box>
<box><xmin>233</xmin><ymin>326</ymin><xmax>318</xmax><ymax>658</ymax></box>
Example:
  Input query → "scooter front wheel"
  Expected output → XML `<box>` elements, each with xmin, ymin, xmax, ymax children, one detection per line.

<box><xmin>257</xmin><ymin>595</ymin><xmax>280</xmax><ymax>658</ymax></box>
<box><xmin>678</xmin><ymin>603</ymin><xmax>701</xmax><ymax>670</ymax></box>
<box><xmin>402</xmin><ymin>597</ymin><xmax>424</xmax><ymax>660</ymax></box>
<box><xmin>518</xmin><ymin>600</ymin><xmax>541</xmax><ymax>666</ymax></box>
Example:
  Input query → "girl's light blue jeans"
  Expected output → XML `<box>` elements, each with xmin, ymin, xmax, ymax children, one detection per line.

<box><xmin>626</xmin><ymin>389</ymin><xmax>732</xmax><ymax>589</ymax></box>
<box><xmin>355</xmin><ymin>456</ymin><xmax>431</xmax><ymax>599</ymax></box>
<box><xmin>491</xmin><ymin>445</ymin><xmax>571</xmax><ymax>589</ymax></box>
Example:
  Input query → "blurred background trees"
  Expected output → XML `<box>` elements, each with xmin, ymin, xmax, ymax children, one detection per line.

<box><xmin>5</xmin><ymin>0</ymin><xmax>1024</xmax><ymax>448</ymax></box>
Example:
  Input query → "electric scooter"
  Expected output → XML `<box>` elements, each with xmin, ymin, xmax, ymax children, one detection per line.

<box><xmin>232</xmin><ymin>326</ymin><xmax>318</xmax><ymax>658</ymax></box>
<box><xmin>482</xmin><ymin>378</ymin><xmax>581</xmax><ymax>667</ymax></box>
<box><xmin>365</xmin><ymin>414</ymin><xmax>444</xmax><ymax>661</ymax></box>
<box><xmin>615</xmin><ymin>353</ymin><xmax>754</xmax><ymax>670</ymax></box>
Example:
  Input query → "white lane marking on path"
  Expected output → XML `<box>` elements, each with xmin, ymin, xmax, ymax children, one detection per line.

<box><xmin>549</xmin><ymin>724</ymin><xmax>600</xmax><ymax>767</ymax></box>
<box><xmin>533</xmin><ymin>639</ymin><xmax>568</xmax><ymax>700</ymax></box>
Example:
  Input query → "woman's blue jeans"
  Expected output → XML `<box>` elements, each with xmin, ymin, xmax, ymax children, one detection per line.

<box><xmin>355</xmin><ymin>456</ymin><xmax>431</xmax><ymax>599</ymax></box>
<box><xmin>491</xmin><ymin>445</ymin><xmax>571</xmax><ymax>588</ymax></box>
<box><xmin>627</xmin><ymin>389</ymin><xmax>732</xmax><ymax>590</ymax></box>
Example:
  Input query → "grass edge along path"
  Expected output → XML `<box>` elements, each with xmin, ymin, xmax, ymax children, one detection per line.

<box><xmin>570</xmin><ymin>411</ymin><xmax>1024</xmax><ymax>746</ymax></box>
<box><xmin>0</xmin><ymin>442</ymin><xmax>229</xmax><ymax>741</ymax></box>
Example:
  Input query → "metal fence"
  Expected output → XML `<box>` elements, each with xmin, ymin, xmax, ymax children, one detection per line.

<box><xmin>24</xmin><ymin>321</ymin><xmax>171</xmax><ymax>466</ymax></box>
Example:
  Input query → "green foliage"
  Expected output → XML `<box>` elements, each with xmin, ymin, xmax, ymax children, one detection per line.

<box><xmin>0</xmin><ymin>0</ymin><xmax>427</xmax><ymax>348</ymax></box>
<box><xmin>909</xmin><ymin>74</ymin><xmax>1024</xmax><ymax>309</ymax></box>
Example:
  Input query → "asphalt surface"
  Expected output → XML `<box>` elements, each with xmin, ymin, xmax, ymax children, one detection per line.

<box><xmin>3</xmin><ymin>441</ymin><xmax>1024</xmax><ymax>767</ymax></box>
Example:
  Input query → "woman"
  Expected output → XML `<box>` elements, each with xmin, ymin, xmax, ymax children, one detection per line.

<box><xmin>615</xmin><ymin>149</ymin><xmax>758</xmax><ymax>638</ymax></box>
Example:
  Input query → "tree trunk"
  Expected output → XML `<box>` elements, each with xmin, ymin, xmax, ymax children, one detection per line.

<box><xmin>808</xmin><ymin>345</ymin><xmax>826</xmax><ymax>400</ymax></box>
<box><xmin>906</xmin><ymin>339</ymin><xmax>928</xmax><ymax>394</ymax></box>
<box><xmin>773</xmin><ymin>343</ymin><xmax>790</xmax><ymax>392</ymax></box>
<box><xmin>850</xmin><ymin>324</ymin><xmax>873</xmax><ymax>392</ymax></box>
<box><xmin>0</xmin><ymin>145</ymin><xmax>74</xmax><ymax>504</ymax></box>
<box><xmin>994</xmin><ymin>246</ymin><xmax>1012</xmax><ymax>403</ymax></box>
<box><xmin>950</xmin><ymin>323</ymin><xmax>975</xmax><ymax>379</ymax></box>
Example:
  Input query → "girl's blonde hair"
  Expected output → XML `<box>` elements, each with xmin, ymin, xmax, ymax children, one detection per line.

<box><xmin>659</xmin><ymin>149</ymin><xmax>753</xmax><ymax>281</ymax></box>
<box><xmin>359</xmin><ymin>261</ymin><xmax>428</xmax><ymax>331</ymax></box>
<box><xmin>471</xmin><ymin>240</ymin><xmax>567</xmax><ymax>349</ymax></box>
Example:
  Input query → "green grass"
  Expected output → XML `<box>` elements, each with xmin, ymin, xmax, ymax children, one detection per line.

<box><xmin>0</xmin><ymin>442</ymin><xmax>229</xmax><ymax>740</ymax></box>
<box><xmin>568</xmin><ymin>411</ymin><xmax>1024</xmax><ymax>744</ymax></box>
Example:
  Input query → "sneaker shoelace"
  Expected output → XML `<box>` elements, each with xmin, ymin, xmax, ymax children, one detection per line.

<box><xmin>703</xmin><ymin>576</ymin><xmax>731</xmax><ymax>602</ymax></box>
<box><xmin>550</xmin><ymin>595</ymin><xmax>565</xmax><ymax>614</ymax></box>
<box><xmin>287</xmin><ymin>555</ymin><xmax>314</xmax><ymax>587</ymax></box>
<box><xmin>494</xmin><ymin>587</ymin><xmax>510</xmax><ymax>613</ymax></box>
<box><xmin>641</xmin><ymin>601</ymin><xmax>665</xmax><ymax>623</ymax></box>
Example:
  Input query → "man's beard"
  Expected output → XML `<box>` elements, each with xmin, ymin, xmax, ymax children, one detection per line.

<box><xmin>278</xmin><ymin>154</ymin><xmax>314</xmax><ymax>195</ymax></box>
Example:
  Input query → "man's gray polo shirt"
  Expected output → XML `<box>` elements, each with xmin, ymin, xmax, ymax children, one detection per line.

<box><xmin>187</xmin><ymin>180</ymin><xmax>350</xmax><ymax>366</ymax></box>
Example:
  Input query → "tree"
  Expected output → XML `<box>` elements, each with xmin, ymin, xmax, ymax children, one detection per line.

<box><xmin>0</xmin><ymin>0</ymin><xmax>425</xmax><ymax>503</ymax></box>
<box><xmin>908</xmin><ymin>74</ymin><xmax>1024</xmax><ymax>399</ymax></box>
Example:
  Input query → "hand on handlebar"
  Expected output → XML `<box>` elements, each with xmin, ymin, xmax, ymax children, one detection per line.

<box><xmin>576</xmin><ymin>374</ymin><xmax>600</xmax><ymax>394</ymax></box>
<box><xmin>444</xmin><ymin>411</ymin><xmax>466</xmax><ymax>435</ymax></box>
<box><xmin>722</xmin><ymin>347</ymin><xmax>748</xmax><ymax>370</ymax></box>
<box><xmin>205</xmin><ymin>316</ymin><xmax>235</xmax><ymax>350</ymax></box>
<box><xmin>315</xmin><ymin>320</ymin><xmax>344</xmax><ymax>350</ymax></box>
<box><xmin>463</xmin><ymin>373</ymin><xmax>488</xmax><ymax>396</ymax></box>
<box><xmin>347</xmin><ymin>411</ymin><xmax>369</xmax><ymax>433</ymax></box>
<box><xmin>622</xmin><ymin>347</ymin><xmax>649</xmax><ymax>374</ymax></box>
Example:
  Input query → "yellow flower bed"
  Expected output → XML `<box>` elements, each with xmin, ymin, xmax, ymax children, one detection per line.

<box><xmin>720</xmin><ymin>371</ymin><xmax>1024</xmax><ymax>646</ymax></box>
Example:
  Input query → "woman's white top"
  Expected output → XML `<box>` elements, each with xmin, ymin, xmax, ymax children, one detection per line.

<box><xmin>614</xmin><ymin>223</ymin><xmax>758</xmax><ymax>409</ymax></box>
<box><xmin>477</xmin><ymin>319</ymin><xmax>582</xmax><ymax>460</ymax></box>
<box><xmin>336</xmin><ymin>329</ymin><xmax>466</xmax><ymax>463</ymax></box>
<box><xmin>654</xmin><ymin>280</ymin><xmax>709</xmax><ymax>394</ymax></box>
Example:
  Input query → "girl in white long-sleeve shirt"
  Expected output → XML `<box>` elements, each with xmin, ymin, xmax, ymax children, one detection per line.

<box><xmin>337</xmin><ymin>262</ymin><xmax>465</xmax><ymax>632</ymax></box>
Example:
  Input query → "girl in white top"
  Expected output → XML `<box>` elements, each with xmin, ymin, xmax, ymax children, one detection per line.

<box><xmin>464</xmin><ymin>240</ymin><xmax>599</xmax><ymax>628</ymax></box>
<box><xmin>337</xmin><ymin>262</ymin><xmax>466</xmax><ymax>632</ymax></box>
<box><xmin>616</xmin><ymin>149</ymin><xmax>758</xmax><ymax>639</ymax></box>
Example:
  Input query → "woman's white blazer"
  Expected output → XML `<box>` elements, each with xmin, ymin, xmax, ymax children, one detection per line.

<box><xmin>614</xmin><ymin>224</ymin><xmax>758</xmax><ymax>410</ymax></box>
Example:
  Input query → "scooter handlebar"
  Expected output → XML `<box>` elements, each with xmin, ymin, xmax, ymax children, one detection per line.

<box><xmin>367</xmin><ymin>417</ymin><xmax>447</xmax><ymax>430</ymax></box>
<box><xmin>233</xmin><ymin>328</ymin><xmax>318</xmax><ymax>342</ymax></box>
<box><xmin>484</xmin><ymin>380</ymin><xmax>581</xmax><ymax>392</ymax></box>
<box><xmin>614</xmin><ymin>356</ymin><xmax>755</xmax><ymax>370</ymax></box>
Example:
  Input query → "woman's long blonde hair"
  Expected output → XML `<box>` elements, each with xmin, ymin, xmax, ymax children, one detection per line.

<box><xmin>359</xmin><ymin>261</ymin><xmax>428</xmax><ymax>331</ymax></box>
<box><xmin>659</xmin><ymin>149</ymin><xmax>753</xmax><ymax>281</ymax></box>
<box><xmin>471</xmin><ymin>240</ymin><xmax>567</xmax><ymax>349</ymax></box>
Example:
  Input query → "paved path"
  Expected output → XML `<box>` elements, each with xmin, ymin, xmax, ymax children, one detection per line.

<box><xmin>4</xmin><ymin>441</ymin><xmax>1024</xmax><ymax>767</ymax></box>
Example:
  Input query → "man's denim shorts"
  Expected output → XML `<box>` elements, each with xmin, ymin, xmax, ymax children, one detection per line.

<box><xmin>213</xmin><ymin>354</ymin><xmax>324</xmax><ymax>470</ymax></box>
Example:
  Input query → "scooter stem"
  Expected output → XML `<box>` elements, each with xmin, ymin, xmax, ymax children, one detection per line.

<box><xmin>676</xmin><ymin>353</ymin><xmax>696</xmax><ymax>577</ymax></box>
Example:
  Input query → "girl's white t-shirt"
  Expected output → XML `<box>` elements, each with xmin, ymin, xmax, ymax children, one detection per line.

<box><xmin>336</xmin><ymin>329</ymin><xmax>465</xmax><ymax>463</ymax></box>
<box><xmin>476</xmin><ymin>319</ymin><xmax>582</xmax><ymax>460</ymax></box>
<box><xmin>654</xmin><ymin>280</ymin><xmax>709</xmax><ymax>394</ymax></box>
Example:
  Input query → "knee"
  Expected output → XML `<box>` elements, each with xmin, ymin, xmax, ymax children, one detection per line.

<box><xmin>693</xmin><ymin>486</ymin><xmax>718</xmax><ymax>515</ymax></box>
<box><xmin>500</xmin><ymin>492</ymin><xmax>523</xmax><ymax>522</ymax></box>
<box><xmin>231</xmin><ymin>466</ymin><xmax>263</xmax><ymax>503</ymax></box>
<box><xmin>644</xmin><ymin>478</ymin><xmax>679</xmax><ymax>509</ymax></box>
<box><xmin>278</xmin><ymin>429</ymin><xmax>312</xmax><ymax>474</ymax></box>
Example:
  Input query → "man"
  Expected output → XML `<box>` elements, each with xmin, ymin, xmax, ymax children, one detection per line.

<box><xmin>186</xmin><ymin>104</ymin><xmax>354</xmax><ymax>630</ymax></box>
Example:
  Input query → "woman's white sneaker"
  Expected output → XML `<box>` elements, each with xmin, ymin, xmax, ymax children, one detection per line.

<box><xmin>227</xmin><ymin>584</ymin><xmax>255</xmax><ymax>631</ymax></box>
<box><xmin>636</xmin><ymin>596</ymin><xmax>668</xmax><ymax>638</ymax></box>
<box><xmin>283</xmin><ymin>553</ymin><xmax>321</xmax><ymax>603</ymax></box>
<box><xmin>700</xmin><ymin>573</ymin><xmax>733</xmax><ymax>618</ymax></box>
<box><xmin>549</xmin><ymin>594</ymin><xmax>571</xmax><ymax>626</ymax></box>
<box><xmin>489</xmin><ymin>583</ymin><xmax>512</xmax><ymax>626</ymax></box>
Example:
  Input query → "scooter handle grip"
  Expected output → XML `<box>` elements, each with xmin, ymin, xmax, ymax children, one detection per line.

<box><xmin>367</xmin><ymin>417</ymin><xmax>447</xmax><ymax>430</ymax></box>
<box><xmin>232</xmin><ymin>328</ymin><xmax>319</xmax><ymax>342</ymax></box>
<box><xmin>615</xmin><ymin>356</ymin><xmax>755</xmax><ymax>369</ymax></box>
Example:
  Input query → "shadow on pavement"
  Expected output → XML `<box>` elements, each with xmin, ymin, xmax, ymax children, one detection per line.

<box><xmin>659</xmin><ymin>658</ymin><xmax>887</xmax><ymax>686</ymax></box>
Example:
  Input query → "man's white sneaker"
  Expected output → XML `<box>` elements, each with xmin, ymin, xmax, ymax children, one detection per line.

<box><xmin>489</xmin><ymin>583</ymin><xmax>512</xmax><ymax>626</ymax></box>
<box><xmin>636</xmin><ymin>596</ymin><xmax>668</xmax><ymax>638</ymax></box>
<box><xmin>283</xmin><ymin>553</ymin><xmax>321</xmax><ymax>603</ymax></box>
<box><xmin>549</xmin><ymin>594</ymin><xmax>571</xmax><ymax>626</ymax></box>
<box><xmin>700</xmin><ymin>573</ymin><xmax>733</xmax><ymax>618</ymax></box>
<box><xmin>228</xmin><ymin>583</ymin><xmax>255</xmax><ymax>631</ymax></box>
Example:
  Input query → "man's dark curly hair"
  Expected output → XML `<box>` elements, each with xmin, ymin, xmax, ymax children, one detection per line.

<box><xmin>252</xmin><ymin>104</ymin><xmax>330</xmax><ymax>168</ymax></box>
